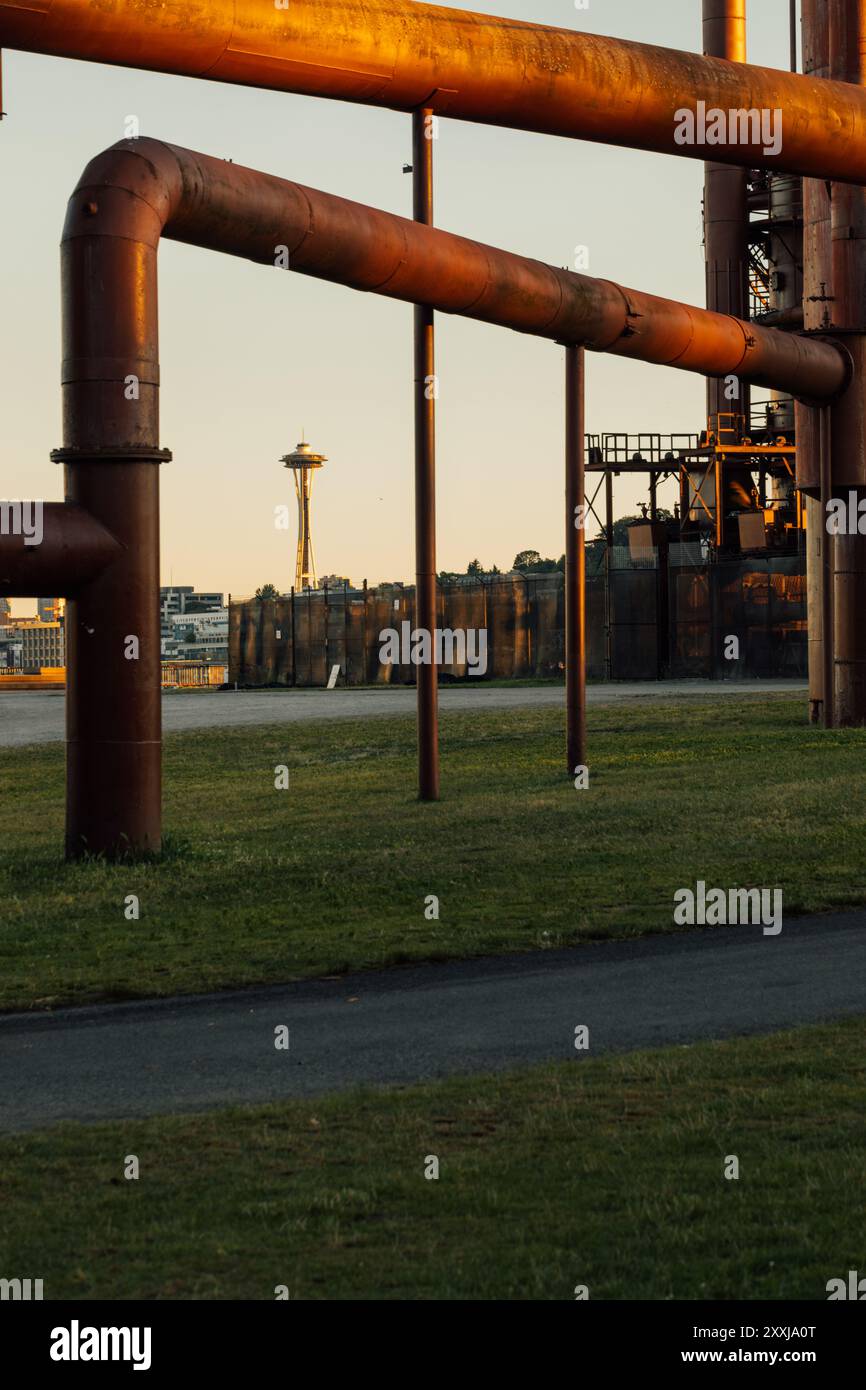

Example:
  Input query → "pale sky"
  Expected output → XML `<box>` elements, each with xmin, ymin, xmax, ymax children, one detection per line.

<box><xmin>1</xmin><ymin>0</ymin><xmax>796</xmax><ymax>613</ymax></box>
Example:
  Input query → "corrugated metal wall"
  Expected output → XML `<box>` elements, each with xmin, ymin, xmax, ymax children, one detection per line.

<box><xmin>229</xmin><ymin>558</ymin><xmax>807</xmax><ymax>686</ymax></box>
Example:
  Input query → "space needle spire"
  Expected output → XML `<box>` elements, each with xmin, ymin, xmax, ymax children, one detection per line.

<box><xmin>279</xmin><ymin>436</ymin><xmax>327</xmax><ymax>590</ymax></box>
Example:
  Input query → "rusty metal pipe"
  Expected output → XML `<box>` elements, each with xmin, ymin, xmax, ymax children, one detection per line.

<box><xmin>56</xmin><ymin>145</ymin><xmax>173</xmax><ymax>856</ymax></box>
<box><xmin>799</xmin><ymin>0</ymin><xmax>833</xmax><ymax>721</ymax></box>
<box><xmin>829</xmin><ymin>0</ymin><xmax>866</xmax><ymax>726</ymax></box>
<box><xmin>60</xmin><ymin>459</ymin><xmax>164</xmax><ymax>858</ymax></box>
<box><xmin>0</xmin><ymin>501</ymin><xmax>122</xmax><ymax>598</ymax></box>
<box><xmin>73</xmin><ymin>141</ymin><xmax>847</xmax><ymax>401</ymax></box>
<box><xmin>4</xmin><ymin>0</ymin><xmax>866</xmax><ymax>185</ymax></box>
<box><xmin>703</xmin><ymin>0</ymin><xmax>747</xmax><ymax>59</ymax></box>
<box><xmin>49</xmin><ymin>137</ymin><xmax>853</xmax><ymax>854</ymax></box>
<box><xmin>565</xmin><ymin>345</ymin><xmax>586</xmax><ymax>778</ymax></box>
<box><xmin>702</xmin><ymin>1</ymin><xmax>749</xmax><ymax>426</ymax></box>
<box><xmin>820</xmin><ymin>406</ymin><xmax>835</xmax><ymax>728</ymax></box>
<box><xmin>412</xmin><ymin>107</ymin><xmax>439</xmax><ymax>802</ymax></box>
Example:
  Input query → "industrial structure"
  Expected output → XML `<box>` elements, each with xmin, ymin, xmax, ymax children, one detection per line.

<box><xmin>0</xmin><ymin>0</ymin><xmax>864</xmax><ymax>856</ymax></box>
<box><xmin>231</xmin><ymin>560</ymin><xmax>808</xmax><ymax>688</ymax></box>
<box><xmin>280</xmin><ymin>439</ymin><xmax>327</xmax><ymax>592</ymax></box>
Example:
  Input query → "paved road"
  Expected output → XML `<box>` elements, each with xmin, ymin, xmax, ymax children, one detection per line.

<box><xmin>1</xmin><ymin>908</ymin><xmax>862</xmax><ymax>1133</ymax></box>
<box><xmin>0</xmin><ymin>680</ymin><xmax>807</xmax><ymax>747</ymax></box>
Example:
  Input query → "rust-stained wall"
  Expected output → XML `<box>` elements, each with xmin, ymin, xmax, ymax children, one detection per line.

<box><xmin>229</xmin><ymin>576</ymin><xmax>568</xmax><ymax>686</ymax></box>
<box><xmin>229</xmin><ymin>560</ymin><xmax>807</xmax><ymax>687</ymax></box>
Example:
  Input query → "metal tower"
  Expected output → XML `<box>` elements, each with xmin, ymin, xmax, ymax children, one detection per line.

<box><xmin>279</xmin><ymin>438</ymin><xmax>327</xmax><ymax>591</ymax></box>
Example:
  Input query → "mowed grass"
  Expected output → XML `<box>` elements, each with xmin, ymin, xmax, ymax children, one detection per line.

<box><xmin>1</xmin><ymin>1018</ymin><xmax>864</xmax><ymax>1300</ymax></box>
<box><xmin>2</xmin><ymin>695</ymin><xmax>866</xmax><ymax>1011</ymax></box>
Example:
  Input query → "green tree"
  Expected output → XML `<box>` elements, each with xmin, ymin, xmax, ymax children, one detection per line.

<box><xmin>513</xmin><ymin>549</ymin><xmax>558</xmax><ymax>573</ymax></box>
<box><xmin>513</xmin><ymin>549</ymin><xmax>542</xmax><ymax>570</ymax></box>
<box><xmin>255</xmin><ymin>582</ymin><xmax>279</xmax><ymax>600</ymax></box>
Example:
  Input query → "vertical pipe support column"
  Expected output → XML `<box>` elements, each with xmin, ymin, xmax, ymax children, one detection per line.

<box><xmin>413</xmin><ymin>107</ymin><xmax>440</xmax><ymax>800</ymax></box>
<box><xmin>53</xmin><ymin>448</ymin><xmax>169</xmax><ymax>858</ymax></box>
<box><xmin>565</xmin><ymin>345</ymin><xmax>587</xmax><ymax>776</ymax></box>
<box><xmin>829</xmin><ymin>0</ymin><xmax>866</xmax><ymax>726</ymax></box>
<box><xmin>56</xmin><ymin>176</ymin><xmax>168</xmax><ymax>859</ymax></box>
<box><xmin>819</xmin><ymin>407</ymin><xmax>835</xmax><ymax>728</ymax></box>
<box><xmin>702</xmin><ymin>1</ymin><xmax>750</xmax><ymax>431</ymax></box>
<box><xmin>604</xmin><ymin>469</ymin><xmax>613</xmax><ymax>679</ymax></box>
<box><xmin>800</xmin><ymin>0</ymin><xmax>833</xmax><ymax>723</ymax></box>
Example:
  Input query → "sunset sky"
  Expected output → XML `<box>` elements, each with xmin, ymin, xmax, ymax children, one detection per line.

<box><xmin>1</xmin><ymin>0</ymin><xmax>795</xmax><ymax>613</ymax></box>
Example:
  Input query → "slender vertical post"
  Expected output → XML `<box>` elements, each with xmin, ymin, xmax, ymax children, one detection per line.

<box><xmin>604</xmin><ymin>469</ymin><xmax>613</xmax><ymax>678</ymax></box>
<box><xmin>820</xmin><ymin>406</ymin><xmax>834</xmax><ymax>728</ymax></box>
<box><xmin>565</xmin><ymin>345</ymin><xmax>587</xmax><ymax>775</ymax></box>
<box><xmin>702</xmin><ymin>1</ymin><xmax>750</xmax><ymax>430</ymax></box>
<box><xmin>605</xmin><ymin>470</ymin><xmax>614</xmax><ymax>550</ymax></box>
<box><xmin>290</xmin><ymin>585</ymin><xmax>296</xmax><ymax>687</ymax></box>
<box><xmin>482</xmin><ymin>576</ymin><xmax>489</xmax><ymax>678</ymax></box>
<box><xmin>362</xmin><ymin>578</ymin><xmax>369</xmax><ymax>684</ymax></box>
<box><xmin>344</xmin><ymin>579</ymin><xmax>350</xmax><ymax>685</ymax></box>
<box><xmin>829</xmin><ymin>0</ymin><xmax>866</xmax><ymax>726</ymax></box>
<box><xmin>413</xmin><ymin>106</ymin><xmax>440</xmax><ymax>800</ymax></box>
<box><xmin>800</xmin><ymin>0</ymin><xmax>832</xmax><ymax>723</ymax></box>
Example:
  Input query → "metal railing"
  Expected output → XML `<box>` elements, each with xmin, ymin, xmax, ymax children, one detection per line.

<box><xmin>0</xmin><ymin>663</ymin><xmax>228</xmax><ymax>688</ymax></box>
<box><xmin>161</xmin><ymin>662</ymin><xmax>227</xmax><ymax>687</ymax></box>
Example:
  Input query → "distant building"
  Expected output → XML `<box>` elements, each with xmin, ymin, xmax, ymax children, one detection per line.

<box><xmin>160</xmin><ymin>586</ymin><xmax>223</xmax><ymax>618</ymax></box>
<box><xmin>37</xmin><ymin>597</ymin><xmax>65</xmax><ymax>622</ymax></box>
<box><xmin>319</xmin><ymin>574</ymin><xmax>352</xmax><ymax>590</ymax></box>
<box><xmin>0</xmin><ymin>625</ymin><xmax>22</xmax><ymax>667</ymax></box>
<box><xmin>19</xmin><ymin>620</ymin><xmax>65</xmax><ymax>668</ymax></box>
<box><xmin>0</xmin><ymin>597</ymin><xmax>10</xmax><ymax>622</ymax></box>
<box><xmin>160</xmin><ymin>587</ymin><xmax>224</xmax><ymax>653</ymax></box>
<box><xmin>164</xmin><ymin>609</ymin><xmax>229</xmax><ymax>661</ymax></box>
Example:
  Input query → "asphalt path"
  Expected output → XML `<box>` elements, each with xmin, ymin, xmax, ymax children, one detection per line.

<box><xmin>0</xmin><ymin>680</ymin><xmax>807</xmax><ymax>747</ymax></box>
<box><xmin>2</xmin><ymin>908</ymin><xmax>863</xmax><ymax>1133</ymax></box>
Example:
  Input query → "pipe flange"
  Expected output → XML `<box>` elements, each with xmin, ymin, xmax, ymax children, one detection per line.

<box><xmin>792</xmin><ymin>336</ymin><xmax>854</xmax><ymax>408</ymax></box>
<box><xmin>50</xmin><ymin>446</ymin><xmax>173</xmax><ymax>464</ymax></box>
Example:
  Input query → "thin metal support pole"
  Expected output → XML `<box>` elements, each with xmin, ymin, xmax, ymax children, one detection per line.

<box><xmin>290</xmin><ymin>585</ymin><xmax>296</xmax><ymax>687</ymax></box>
<box><xmin>413</xmin><ymin>106</ymin><xmax>440</xmax><ymax>800</ymax></box>
<box><xmin>819</xmin><ymin>405</ymin><xmax>834</xmax><ymax>727</ymax></box>
<box><xmin>362</xmin><ymin>578</ymin><xmax>369</xmax><ymax>684</ymax></box>
<box><xmin>565</xmin><ymin>345</ymin><xmax>587</xmax><ymax>774</ymax></box>
<box><xmin>604</xmin><ymin>469</ymin><xmax>613</xmax><ymax>678</ymax></box>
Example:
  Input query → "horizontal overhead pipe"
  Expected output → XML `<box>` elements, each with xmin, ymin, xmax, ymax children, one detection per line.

<box><xmin>4</xmin><ymin>0</ymin><xmax>866</xmax><ymax>184</ymax></box>
<box><xmin>69</xmin><ymin>140</ymin><xmax>848</xmax><ymax>404</ymax></box>
<box><xmin>0</xmin><ymin>501</ymin><xmax>122</xmax><ymax>598</ymax></box>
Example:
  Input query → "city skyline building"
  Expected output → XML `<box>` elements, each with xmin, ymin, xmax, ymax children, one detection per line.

<box><xmin>37</xmin><ymin>597</ymin><xmax>65</xmax><ymax>622</ymax></box>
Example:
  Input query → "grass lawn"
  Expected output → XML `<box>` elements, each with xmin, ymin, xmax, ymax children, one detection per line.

<box><xmin>2</xmin><ymin>695</ymin><xmax>866</xmax><ymax>1012</ymax></box>
<box><xmin>1</xmin><ymin>1018</ymin><xmax>863</xmax><ymax>1300</ymax></box>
